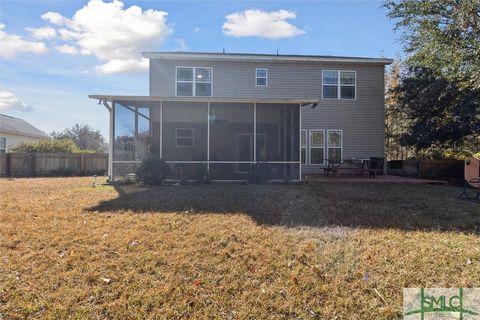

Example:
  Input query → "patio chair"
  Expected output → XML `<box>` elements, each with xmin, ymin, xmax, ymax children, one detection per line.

<box><xmin>459</xmin><ymin>157</ymin><xmax>480</xmax><ymax>200</ymax></box>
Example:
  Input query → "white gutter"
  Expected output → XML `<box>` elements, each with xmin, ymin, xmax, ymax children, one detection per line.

<box><xmin>88</xmin><ymin>95</ymin><xmax>320</xmax><ymax>104</ymax></box>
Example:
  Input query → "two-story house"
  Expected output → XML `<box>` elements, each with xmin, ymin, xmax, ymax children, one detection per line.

<box><xmin>90</xmin><ymin>52</ymin><xmax>392</xmax><ymax>181</ymax></box>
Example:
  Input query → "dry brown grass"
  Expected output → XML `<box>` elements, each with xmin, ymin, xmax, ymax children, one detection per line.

<box><xmin>0</xmin><ymin>177</ymin><xmax>479</xmax><ymax>319</ymax></box>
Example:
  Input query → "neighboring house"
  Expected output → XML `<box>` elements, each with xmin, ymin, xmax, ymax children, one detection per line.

<box><xmin>90</xmin><ymin>52</ymin><xmax>392</xmax><ymax>181</ymax></box>
<box><xmin>0</xmin><ymin>114</ymin><xmax>49</xmax><ymax>153</ymax></box>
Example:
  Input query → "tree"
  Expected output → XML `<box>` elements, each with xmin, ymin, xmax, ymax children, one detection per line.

<box><xmin>385</xmin><ymin>0</ymin><xmax>480</xmax><ymax>89</ymax></box>
<box><xmin>385</xmin><ymin>60</ymin><xmax>412</xmax><ymax>160</ymax></box>
<box><xmin>51</xmin><ymin>124</ymin><xmax>107</xmax><ymax>152</ymax></box>
<box><xmin>384</xmin><ymin>0</ymin><xmax>480</xmax><ymax>157</ymax></box>
<box><xmin>395</xmin><ymin>66</ymin><xmax>479</xmax><ymax>152</ymax></box>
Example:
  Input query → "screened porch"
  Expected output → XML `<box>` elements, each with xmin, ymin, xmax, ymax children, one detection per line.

<box><xmin>90</xmin><ymin>96</ymin><xmax>315</xmax><ymax>182</ymax></box>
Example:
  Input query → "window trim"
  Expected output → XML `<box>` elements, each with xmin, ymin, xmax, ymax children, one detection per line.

<box><xmin>255</xmin><ymin>68</ymin><xmax>268</xmax><ymax>87</ymax></box>
<box><xmin>175</xmin><ymin>66</ymin><xmax>213</xmax><ymax>97</ymax></box>
<box><xmin>322</xmin><ymin>70</ymin><xmax>356</xmax><ymax>100</ymax></box>
<box><xmin>175</xmin><ymin>128</ymin><xmax>195</xmax><ymax>147</ymax></box>
<box><xmin>326</xmin><ymin>129</ymin><xmax>343</xmax><ymax>164</ymax></box>
<box><xmin>0</xmin><ymin>137</ymin><xmax>6</xmax><ymax>153</ymax></box>
<box><xmin>309</xmin><ymin>129</ymin><xmax>325</xmax><ymax>165</ymax></box>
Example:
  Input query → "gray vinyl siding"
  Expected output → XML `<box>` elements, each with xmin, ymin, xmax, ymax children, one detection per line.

<box><xmin>149</xmin><ymin>58</ymin><xmax>386</xmax><ymax>173</ymax></box>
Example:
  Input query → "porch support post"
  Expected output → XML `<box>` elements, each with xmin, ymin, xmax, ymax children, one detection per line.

<box><xmin>207</xmin><ymin>101</ymin><xmax>210</xmax><ymax>178</ymax></box>
<box><xmin>299</xmin><ymin>103</ymin><xmax>302</xmax><ymax>181</ymax></box>
<box><xmin>253</xmin><ymin>103</ymin><xmax>257</xmax><ymax>164</ymax></box>
<box><xmin>160</xmin><ymin>101</ymin><xmax>163</xmax><ymax>159</ymax></box>
<box><xmin>134</xmin><ymin>106</ymin><xmax>138</xmax><ymax>160</ymax></box>
<box><xmin>108</xmin><ymin>101</ymin><xmax>114</xmax><ymax>181</ymax></box>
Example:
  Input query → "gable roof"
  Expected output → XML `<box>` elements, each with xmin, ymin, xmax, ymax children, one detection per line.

<box><xmin>142</xmin><ymin>51</ymin><xmax>393</xmax><ymax>65</ymax></box>
<box><xmin>0</xmin><ymin>114</ymin><xmax>49</xmax><ymax>139</ymax></box>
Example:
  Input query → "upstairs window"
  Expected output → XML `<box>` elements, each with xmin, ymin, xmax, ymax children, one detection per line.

<box><xmin>176</xmin><ymin>67</ymin><xmax>212</xmax><ymax>96</ymax></box>
<box><xmin>175</xmin><ymin>128</ymin><xmax>194</xmax><ymax>147</ymax></box>
<box><xmin>195</xmin><ymin>68</ymin><xmax>212</xmax><ymax>96</ymax></box>
<box><xmin>0</xmin><ymin>137</ymin><xmax>6</xmax><ymax>153</ymax></box>
<box><xmin>256</xmin><ymin>68</ymin><xmax>268</xmax><ymax>86</ymax></box>
<box><xmin>176</xmin><ymin>67</ymin><xmax>193</xmax><ymax>96</ymax></box>
<box><xmin>322</xmin><ymin>70</ymin><xmax>356</xmax><ymax>99</ymax></box>
<box><xmin>322</xmin><ymin>71</ymin><xmax>338</xmax><ymax>99</ymax></box>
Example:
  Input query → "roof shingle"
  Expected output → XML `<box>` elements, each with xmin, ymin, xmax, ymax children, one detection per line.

<box><xmin>0</xmin><ymin>114</ymin><xmax>49</xmax><ymax>138</ymax></box>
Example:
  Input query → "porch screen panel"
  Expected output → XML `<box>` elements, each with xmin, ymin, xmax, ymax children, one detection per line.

<box><xmin>150</xmin><ymin>105</ymin><xmax>161</xmax><ymax>156</ymax></box>
<box><xmin>162</xmin><ymin>101</ymin><xmax>208</xmax><ymax>161</ymax></box>
<box><xmin>256</xmin><ymin>103</ymin><xmax>300</xmax><ymax>180</ymax></box>
<box><xmin>114</xmin><ymin>103</ymin><xmax>136</xmax><ymax>161</ymax></box>
<box><xmin>164</xmin><ymin>163</ymin><xmax>208</xmax><ymax>181</ymax></box>
<box><xmin>113</xmin><ymin>102</ymin><xmax>153</xmax><ymax>181</ymax></box>
<box><xmin>256</xmin><ymin>103</ymin><xmax>300</xmax><ymax>162</ymax></box>
<box><xmin>209</xmin><ymin>103</ymin><xmax>254</xmax><ymax>161</ymax></box>
<box><xmin>257</xmin><ymin>163</ymin><xmax>300</xmax><ymax>180</ymax></box>
<box><xmin>209</xmin><ymin>102</ymin><xmax>254</xmax><ymax>180</ymax></box>
<box><xmin>137</xmin><ymin>107</ymin><xmax>151</xmax><ymax>160</ymax></box>
<box><xmin>113</xmin><ymin>163</ymin><xmax>140</xmax><ymax>181</ymax></box>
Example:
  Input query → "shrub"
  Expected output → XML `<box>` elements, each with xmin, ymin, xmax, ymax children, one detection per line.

<box><xmin>136</xmin><ymin>157</ymin><xmax>171</xmax><ymax>185</ymax></box>
<box><xmin>10</xmin><ymin>139</ymin><xmax>95</xmax><ymax>154</ymax></box>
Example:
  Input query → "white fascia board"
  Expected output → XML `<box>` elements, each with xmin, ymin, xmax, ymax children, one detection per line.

<box><xmin>88</xmin><ymin>95</ymin><xmax>320</xmax><ymax>104</ymax></box>
<box><xmin>142</xmin><ymin>52</ymin><xmax>393</xmax><ymax>65</ymax></box>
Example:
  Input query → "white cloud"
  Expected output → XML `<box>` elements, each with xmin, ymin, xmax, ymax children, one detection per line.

<box><xmin>0</xmin><ymin>24</ymin><xmax>47</xmax><ymax>58</ymax></box>
<box><xmin>57</xmin><ymin>28</ymin><xmax>83</xmax><ymax>41</ymax></box>
<box><xmin>25</xmin><ymin>26</ymin><xmax>57</xmax><ymax>40</ymax></box>
<box><xmin>55</xmin><ymin>44</ymin><xmax>79</xmax><ymax>54</ymax></box>
<box><xmin>0</xmin><ymin>90</ymin><xmax>34</xmax><ymax>112</ymax></box>
<box><xmin>39</xmin><ymin>0</ymin><xmax>172</xmax><ymax>74</ymax></box>
<box><xmin>95</xmin><ymin>58</ymin><xmax>148</xmax><ymax>74</ymax></box>
<box><xmin>222</xmin><ymin>9</ymin><xmax>305</xmax><ymax>39</ymax></box>
<box><xmin>41</xmin><ymin>12</ymin><xmax>68</xmax><ymax>25</ymax></box>
<box><xmin>174</xmin><ymin>38</ymin><xmax>189</xmax><ymax>51</ymax></box>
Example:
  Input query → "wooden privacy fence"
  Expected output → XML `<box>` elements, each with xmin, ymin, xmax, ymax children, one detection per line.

<box><xmin>0</xmin><ymin>153</ymin><xmax>108</xmax><ymax>177</ymax></box>
<box><xmin>387</xmin><ymin>159</ymin><xmax>464</xmax><ymax>184</ymax></box>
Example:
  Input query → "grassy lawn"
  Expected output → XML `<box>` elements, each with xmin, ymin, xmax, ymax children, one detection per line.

<box><xmin>1</xmin><ymin>177</ymin><xmax>479</xmax><ymax>319</ymax></box>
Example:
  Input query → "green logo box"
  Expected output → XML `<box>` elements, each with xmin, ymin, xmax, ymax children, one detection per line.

<box><xmin>403</xmin><ymin>288</ymin><xmax>480</xmax><ymax>319</ymax></box>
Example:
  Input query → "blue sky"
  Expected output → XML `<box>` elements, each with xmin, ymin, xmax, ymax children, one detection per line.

<box><xmin>0</xmin><ymin>0</ymin><xmax>401</xmax><ymax>137</ymax></box>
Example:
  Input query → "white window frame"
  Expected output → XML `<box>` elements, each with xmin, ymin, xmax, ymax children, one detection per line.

<box><xmin>255</xmin><ymin>68</ymin><xmax>268</xmax><ymax>87</ymax></box>
<box><xmin>175</xmin><ymin>66</ymin><xmax>213</xmax><ymax>97</ymax></box>
<box><xmin>322</xmin><ymin>70</ymin><xmax>356</xmax><ymax>100</ymax></box>
<box><xmin>301</xmin><ymin>129</ymin><xmax>307</xmax><ymax>165</ymax></box>
<box><xmin>175</xmin><ymin>128</ymin><xmax>194</xmax><ymax>147</ymax></box>
<box><xmin>309</xmin><ymin>129</ymin><xmax>325</xmax><ymax>165</ymax></box>
<box><xmin>0</xmin><ymin>137</ymin><xmax>6</xmax><ymax>153</ymax></box>
<box><xmin>327</xmin><ymin>129</ymin><xmax>343</xmax><ymax>164</ymax></box>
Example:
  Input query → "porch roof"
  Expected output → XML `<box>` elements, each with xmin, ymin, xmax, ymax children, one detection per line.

<box><xmin>88</xmin><ymin>95</ymin><xmax>319</xmax><ymax>105</ymax></box>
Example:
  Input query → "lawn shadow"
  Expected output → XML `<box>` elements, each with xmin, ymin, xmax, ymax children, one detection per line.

<box><xmin>87</xmin><ymin>182</ymin><xmax>480</xmax><ymax>233</ymax></box>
